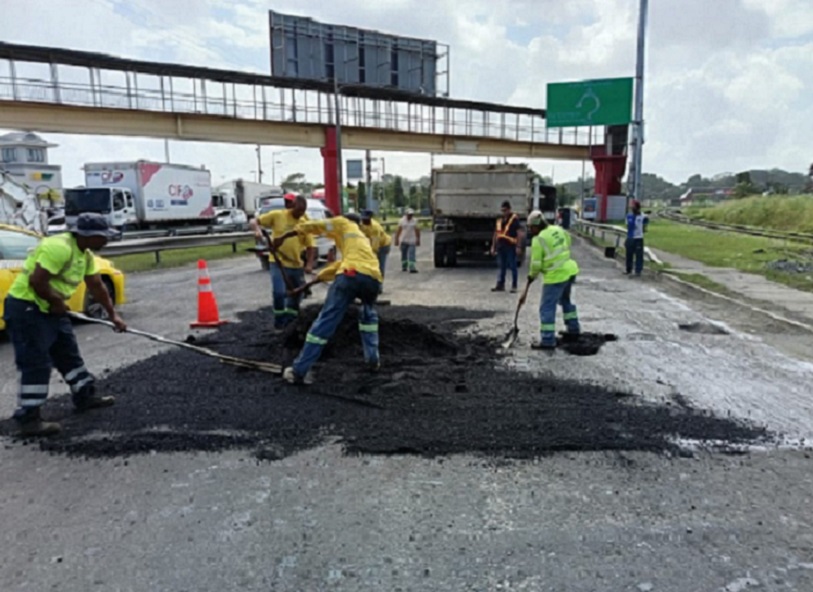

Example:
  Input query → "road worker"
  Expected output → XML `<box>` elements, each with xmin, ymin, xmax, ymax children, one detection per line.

<box><xmin>490</xmin><ymin>200</ymin><xmax>523</xmax><ymax>293</ymax></box>
<box><xmin>359</xmin><ymin>209</ymin><xmax>392</xmax><ymax>292</ymax></box>
<box><xmin>272</xmin><ymin>214</ymin><xmax>382</xmax><ymax>384</ymax></box>
<box><xmin>250</xmin><ymin>194</ymin><xmax>316</xmax><ymax>330</ymax></box>
<box><xmin>394</xmin><ymin>208</ymin><xmax>420</xmax><ymax>273</ymax></box>
<box><xmin>4</xmin><ymin>213</ymin><xmax>127</xmax><ymax>437</ymax></box>
<box><xmin>519</xmin><ymin>210</ymin><xmax>580</xmax><ymax>351</ymax></box>
<box><xmin>625</xmin><ymin>199</ymin><xmax>649</xmax><ymax>277</ymax></box>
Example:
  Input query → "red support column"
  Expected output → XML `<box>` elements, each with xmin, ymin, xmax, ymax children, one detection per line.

<box><xmin>591</xmin><ymin>146</ymin><xmax>627</xmax><ymax>222</ymax></box>
<box><xmin>321</xmin><ymin>127</ymin><xmax>341</xmax><ymax>216</ymax></box>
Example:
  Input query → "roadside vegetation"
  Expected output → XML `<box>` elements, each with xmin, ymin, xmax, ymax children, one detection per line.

<box><xmin>645</xmin><ymin>219</ymin><xmax>813</xmax><ymax>292</ymax></box>
<box><xmin>108</xmin><ymin>240</ymin><xmax>256</xmax><ymax>273</ymax></box>
<box><xmin>688</xmin><ymin>195</ymin><xmax>813</xmax><ymax>233</ymax></box>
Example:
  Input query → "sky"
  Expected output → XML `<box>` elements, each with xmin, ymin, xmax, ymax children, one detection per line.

<box><xmin>1</xmin><ymin>0</ymin><xmax>811</xmax><ymax>188</ymax></box>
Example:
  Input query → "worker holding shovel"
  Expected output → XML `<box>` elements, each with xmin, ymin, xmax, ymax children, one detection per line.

<box><xmin>272</xmin><ymin>213</ymin><xmax>382</xmax><ymax>385</ymax></box>
<box><xmin>250</xmin><ymin>194</ymin><xmax>316</xmax><ymax>330</ymax></box>
<box><xmin>519</xmin><ymin>210</ymin><xmax>581</xmax><ymax>351</ymax></box>
<box><xmin>4</xmin><ymin>213</ymin><xmax>126</xmax><ymax>437</ymax></box>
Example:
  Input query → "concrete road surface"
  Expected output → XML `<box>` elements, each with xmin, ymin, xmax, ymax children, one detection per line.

<box><xmin>2</xmin><ymin>235</ymin><xmax>813</xmax><ymax>592</ymax></box>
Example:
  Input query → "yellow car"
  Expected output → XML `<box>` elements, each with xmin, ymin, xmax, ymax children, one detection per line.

<box><xmin>0</xmin><ymin>224</ymin><xmax>126</xmax><ymax>330</ymax></box>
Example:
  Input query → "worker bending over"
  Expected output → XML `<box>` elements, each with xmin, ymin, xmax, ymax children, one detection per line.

<box><xmin>250</xmin><ymin>194</ymin><xmax>316</xmax><ymax>330</ymax></box>
<box><xmin>359</xmin><ymin>209</ymin><xmax>391</xmax><ymax>292</ymax></box>
<box><xmin>272</xmin><ymin>213</ymin><xmax>382</xmax><ymax>384</ymax></box>
<box><xmin>519</xmin><ymin>210</ymin><xmax>580</xmax><ymax>351</ymax></box>
<box><xmin>4</xmin><ymin>213</ymin><xmax>127</xmax><ymax>437</ymax></box>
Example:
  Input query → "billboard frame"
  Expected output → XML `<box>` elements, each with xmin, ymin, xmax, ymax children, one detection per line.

<box><xmin>269</xmin><ymin>10</ymin><xmax>450</xmax><ymax>98</ymax></box>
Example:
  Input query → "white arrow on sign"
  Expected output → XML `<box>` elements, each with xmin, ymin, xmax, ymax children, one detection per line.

<box><xmin>576</xmin><ymin>88</ymin><xmax>601</xmax><ymax>121</ymax></box>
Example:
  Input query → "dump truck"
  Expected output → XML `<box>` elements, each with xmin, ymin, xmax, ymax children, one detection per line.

<box><xmin>430</xmin><ymin>164</ymin><xmax>557</xmax><ymax>268</ymax></box>
<box><xmin>67</xmin><ymin>161</ymin><xmax>215</xmax><ymax>233</ymax></box>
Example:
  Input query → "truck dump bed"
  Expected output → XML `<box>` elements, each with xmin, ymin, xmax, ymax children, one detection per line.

<box><xmin>431</xmin><ymin>164</ymin><xmax>531</xmax><ymax>218</ymax></box>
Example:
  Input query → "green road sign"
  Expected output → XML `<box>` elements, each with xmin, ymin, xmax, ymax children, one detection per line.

<box><xmin>546</xmin><ymin>77</ymin><xmax>633</xmax><ymax>128</ymax></box>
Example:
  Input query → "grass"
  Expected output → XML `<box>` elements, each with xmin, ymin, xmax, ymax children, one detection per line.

<box><xmin>108</xmin><ymin>240</ymin><xmax>257</xmax><ymax>273</ymax></box>
<box><xmin>645</xmin><ymin>219</ymin><xmax>813</xmax><ymax>292</ymax></box>
<box><xmin>691</xmin><ymin>194</ymin><xmax>813</xmax><ymax>233</ymax></box>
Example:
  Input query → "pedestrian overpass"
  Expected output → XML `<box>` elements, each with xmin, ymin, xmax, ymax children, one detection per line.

<box><xmin>0</xmin><ymin>42</ymin><xmax>625</xmax><ymax>215</ymax></box>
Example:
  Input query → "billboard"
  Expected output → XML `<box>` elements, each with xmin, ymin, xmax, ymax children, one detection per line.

<box><xmin>269</xmin><ymin>10</ymin><xmax>443</xmax><ymax>96</ymax></box>
<box><xmin>546</xmin><ymin>78</ymin><xmax>633</xmax><ymax>128</ymax></box>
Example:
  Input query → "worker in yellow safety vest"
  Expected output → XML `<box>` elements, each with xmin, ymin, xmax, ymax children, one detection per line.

<box><xmin>360</xmin><ymin>209</ymin><xmax>392</xmax><ymax>293</ymax></box>
<box><xmin>519</xmin><ymin>210</ymin><xmax>580</xmax><ymax>351</ymax></box>
<box><xmin>272</xmin><ymin>213</ymin><xmax>383</xmax><ymax>384</ymax></box>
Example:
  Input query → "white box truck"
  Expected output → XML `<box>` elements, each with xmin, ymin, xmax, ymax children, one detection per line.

<box><xmin>212</xmin><ymin>179</ymin><xmax>283</xmax><ymax>218</ymax></box>
<box><xmin>65</xmin><ymin>161</ymin><xmax>214</xmax><ymax>233</ymax></box>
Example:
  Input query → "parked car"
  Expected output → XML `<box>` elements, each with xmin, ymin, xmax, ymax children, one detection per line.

<box><xmin>0</xmin><ymin>225</ymin><xmax>126</xmax><ymax>329</ymax></box>
<box><xmin>251</xmin><ymin>198</ymin><xmax>336</xmax><ymax>271</ymax></box>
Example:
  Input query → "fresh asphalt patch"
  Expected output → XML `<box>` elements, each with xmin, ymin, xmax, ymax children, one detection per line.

<box><xmin>2</xmin><ymin>305</ymin><xmax>768</xmax><ymax>459</ymax></box>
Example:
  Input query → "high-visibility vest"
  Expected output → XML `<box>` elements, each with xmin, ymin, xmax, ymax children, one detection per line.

<box><xmin>529</xmin><ymin>226</ymin><xmax>579</xmax><ymax>284</ymax></box>
<box><xmin>495</xmin><ymin>214</ymin><xmax>519</xmax><ymax>245</ymax></box>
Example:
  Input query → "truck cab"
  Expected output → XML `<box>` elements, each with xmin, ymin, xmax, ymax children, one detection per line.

<box><xmin>64</xmin><ymin>187</ymin><xmax>137</xmax><ymax>235</ymax></box>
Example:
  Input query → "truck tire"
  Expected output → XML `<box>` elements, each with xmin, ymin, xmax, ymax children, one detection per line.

<box><xmin>434</xmin><ymin>243</ymin><xmax>447</xmax><ymax>268</ymax></box>
<box><xmin>445</xmin><ymin>243</ymin><xmax>457</xmax><ymax>267</ymax></box>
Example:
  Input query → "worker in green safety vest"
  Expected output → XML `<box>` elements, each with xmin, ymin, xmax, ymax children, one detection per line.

<box><xmin>519</xmin><ymin>210</ymin><xmax>581</xmax><ymax>351</ymax></box>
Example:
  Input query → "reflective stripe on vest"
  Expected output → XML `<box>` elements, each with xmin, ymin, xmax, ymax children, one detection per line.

<box><xmin>496</xmin><ymin>214</ymin><xmax>518</xmax><ymax>245</ymax></box>
<box><xmin>540</xmin><ymin>227</ymin><xmax>572</xmax><ymax>282</ymax></box>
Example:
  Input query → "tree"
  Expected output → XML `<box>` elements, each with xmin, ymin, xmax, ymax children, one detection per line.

<box><xmin>356</xmin><ymin>181</ymin><xmax>367</xmax><ymax>210</ymax></box>
<box><xmin>280</xmin><ymin>172</ymin><xmax>310</xmax><ymax>194</ymax></box>
<box><xmin>393</xmin><ymin>176</ymin><xmax>407</xmax><ymax>208</ymax></box>
<box><xmin>408</xmin><ymin>185</ymin><xmax>419</xmax><ymax>210</ymax></box>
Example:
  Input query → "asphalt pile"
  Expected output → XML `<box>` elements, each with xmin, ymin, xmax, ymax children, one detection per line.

<box><xmin>15</xmin><ymin>305</ymin><xmax>767</xmax><ymax>460</ymax></box>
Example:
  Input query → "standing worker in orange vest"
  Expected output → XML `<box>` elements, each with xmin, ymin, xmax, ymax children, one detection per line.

<box><xmin>490</xmin><ymin>200</ymin><xmax>524</xmax><ymax>293</ymax></box>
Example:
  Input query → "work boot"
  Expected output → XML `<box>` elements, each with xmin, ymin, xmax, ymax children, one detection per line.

<box><xmin>531</xmin><ymin>342</ymin><xmax>557</xmax><ymax>353</ymax></box>
<box><xmin>510</xmin><ymin>286</ymin><xmax>518</xmax><ymax>294</ymax></box>
<box><xmin>282</xmin><ymin>367</ymin><xmax>314</xmax><ymax>386</ymax></box>
<box><xmin>73</xmin><ymin>394</ymin><xmax>115</xmax><ymax>412</ymax></box>
<box><xmin>366</xmin><ymin>360</ymin><xmax>381</xmax><ymax>373</ymax></box>
<box><xmin>491</xmin><ymin>285</ymin><xmax>505</xmax><ymax>292</ymax></box>
<box><xmin>15</xmin><ymin>409</ymin><xmax>61</xmax><ymax>438</ymax></box>
<box><xmin>409</xmin><ymin>268</ymin><xmax>418</xmax><ymax>274</ymax></box>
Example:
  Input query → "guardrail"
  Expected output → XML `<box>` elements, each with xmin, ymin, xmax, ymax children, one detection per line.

<box><xmin>573</xmin><ymin>219</ymin><xmax>662</xmax><ymax>265</ymax></box>
<box><xmin>103</xmin><ymin>231</ymin><xmax>253</xmax><ymax>263</ymax></box>
<box><xmin>100</xmin><ymin>218</ymin><xmax>433</xmax><ymax>264</ymax></box>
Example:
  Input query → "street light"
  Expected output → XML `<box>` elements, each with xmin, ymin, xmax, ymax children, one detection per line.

<box><xmin>270</xmin><ymin>149</ymin><xmax>298</xmax><ymax>186</ymax></box>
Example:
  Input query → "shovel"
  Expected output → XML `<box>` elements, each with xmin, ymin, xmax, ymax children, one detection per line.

<box><xmin>68</xmin><ymin>312</ymin><xmax>283</xmax><ymax>374</ymax></box>
<box><xmin>501</xmin><ymin>281</ymin><xmax>531</xmax><ymax>349</ymax></box>
<box><xmin>261</xmin><ymin>228</ymin><xmax>295</xmax><ymax>292</ymax></box>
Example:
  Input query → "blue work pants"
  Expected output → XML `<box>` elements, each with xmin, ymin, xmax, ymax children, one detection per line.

<box><xmin>539</xmin><ymin>277</ymin><xmax>580</xmax><ymax>346</ymax></box>
<box><xmin>269</xmin><ymin>264</ymin><xmax>306</xmax><ymax>329</ymax></box>
<box><xmin>626</xmin><ymin>238</ymin><xmax>645</xmax><ymax>275</ymax></box>
<box><xmin>377</xmin><ymin>245</ymin><xmax>390</xmax><ymax>293</ymax></box>
<box><xmin>4</xmin><ymin>296</ymin><xmax>96</xmax><ymax>417</ymax></box>
<box><xmin>292</xmin><ymin>272</ymin><xmax>381</xmax><ymax>377</ymax></box>
<box><xmin>496</xmin><ymin>244</ymin><xmax>518</xmax><ymax>289</ymax></box>
<box><xmin>400</xmin><ymin>243</ymin><xmax>416</xmax><ymax>271</ymax></box>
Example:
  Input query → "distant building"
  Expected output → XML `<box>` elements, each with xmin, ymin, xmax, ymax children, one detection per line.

<box><xmin>0</xmin><ymin>132</ymin><xmax>63</xmax><ymax>202</ymax></box>
<box><xmin>679</xmin><ymin>187</ymin><xmax>733</xmax><ymax>206</ymax></box>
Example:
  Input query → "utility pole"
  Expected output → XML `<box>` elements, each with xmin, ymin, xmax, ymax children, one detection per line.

<box><xmin>333</xmin><ymin>77</ymin><xmax>344</xmax><ymax>213</ymax></box>
<box><xmin>365</xmin><ymin>149</ymin><xmax>373</xmax><ymax>213</ymax></box>
<box><xmin>629</xmin><ymin>0</ymin><xmax>649</xmax><ymax>206</ymax></box>
<box><xmin>255</xmin><ymin>144</ymin><xmax>263</xmax><ymax>183</ymax></box>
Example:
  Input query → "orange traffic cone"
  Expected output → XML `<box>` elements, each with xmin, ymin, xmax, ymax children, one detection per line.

<box><xmin>190</xmin><ymin>259</ymin><xmax>229</xmax><ymax>328</ymax></box>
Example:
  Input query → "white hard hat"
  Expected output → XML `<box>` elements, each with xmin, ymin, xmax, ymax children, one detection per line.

<box><xmin>527</xmin><ymin>210</ymin><xmax>544</xmax><ymax>227</ymax></box>
<box><xmin>405</xmin><ymin>208</ymin><xmax>415</xmax><ymax>215</ymax></box>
